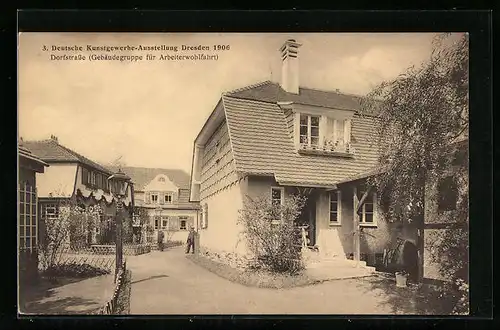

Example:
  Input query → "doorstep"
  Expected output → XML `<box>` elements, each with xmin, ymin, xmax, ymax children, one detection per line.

<box><xmin>305</xmin><ymin>257</ymin><xmax>377</xmax><ymax>281</ymax></box>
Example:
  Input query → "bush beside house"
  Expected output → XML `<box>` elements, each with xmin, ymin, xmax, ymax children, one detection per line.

<box><xmin>237</xmin><ymin>194</ymin><xmax>307</xmax><ymax>274</ymax></box>
<box><xmin>188</xmin><ymin>193</ymin><xmax>313</xmax><ymax>288</ymax></box>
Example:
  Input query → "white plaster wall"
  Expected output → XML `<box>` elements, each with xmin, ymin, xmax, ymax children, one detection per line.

<box><xmin>199</xmin><ymin>180</ymin><xmax>246</xmax><ymax>255</ymax></box>
<box><xmin>36</xmin><ymin>163</ymin><xmax>77</xmax><ymax>198</ymax></box>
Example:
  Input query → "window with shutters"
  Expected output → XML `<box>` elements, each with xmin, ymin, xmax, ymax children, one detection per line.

<box><xmin>164</xmin><ymin>193</ymin><xmax>173</xmax><ymax>204</ymax></box>
<box><xmin>161</xmin><ymin>216</ymin><xmax>168</xmax><ymax>229</ymax></box>
<box><xmin>151</xmin><ymin>193</ymin><xmax>159</xmax><ymax>204</ymax></box>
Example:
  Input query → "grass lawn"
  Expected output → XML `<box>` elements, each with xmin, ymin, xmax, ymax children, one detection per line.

<box><xmin>186</xmin><ymin>254</ymin><xmax>318</xmax><ymax>289</ymax></box>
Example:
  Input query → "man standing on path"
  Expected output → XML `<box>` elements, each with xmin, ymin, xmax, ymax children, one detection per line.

<box><xmin>158</xmin><ymin>230</ymin><xmax>164</xmax><ymax>251</ymax></box>
<box><xmin>186</xmin><ymin>226</ymin><xmax>195</xmax><ymax>254</ymax></box>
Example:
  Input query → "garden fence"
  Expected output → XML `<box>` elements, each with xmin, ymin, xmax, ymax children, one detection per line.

<box><xmin>93</xmin><ymin>261</ymin><xmax>128</xmax><ymax>315</ymax></box>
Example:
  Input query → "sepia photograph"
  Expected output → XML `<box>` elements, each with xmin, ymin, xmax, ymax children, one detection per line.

<box><xmin>17</xmin><ymin>32</ymin><xmax>469</xmax><ymax>315</ymax></box>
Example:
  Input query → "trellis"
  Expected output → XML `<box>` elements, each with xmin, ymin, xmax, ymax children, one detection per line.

<box><xmin>19</xmin><ymin>183</ymin><xmax>38</xmax><ymax>253</ymax></box>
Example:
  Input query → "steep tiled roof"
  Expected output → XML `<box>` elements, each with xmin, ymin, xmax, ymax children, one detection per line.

<box><xmin>109</xmin><ymin>166</ymin><xmax>191</xmax><ymax>191</ymax></box>
<box><xmin>18</xmin><ymin>144</ymin><xmax>49</xmax><ymax>167</ymax></box>
<box><xmin>226</xmin><ymin>80</ymin><xmax>365</xmax><ymax>111</ymax></box>
<box><xmin>222</xmin><ymin>94</ymin><xmax>382</xmax><ymax>187</ymax></box>
<box><xmin>23</xmin><ymin>139</ymin><xmax>112</xmax><ymax>175</ymax></box>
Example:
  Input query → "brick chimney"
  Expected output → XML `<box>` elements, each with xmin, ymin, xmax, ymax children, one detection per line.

<box><xmin>279</xmin><ymin>39</ymin><xmax>302</xmax><ymax>94</ymax></box>
<box><xmin>50</xmin><ymin>135</ymin><xmax>58</xmax><ymax>143</ymax></box>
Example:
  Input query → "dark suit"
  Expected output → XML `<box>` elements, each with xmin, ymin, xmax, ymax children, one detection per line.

<box><xmin>158</xmin><ymin>231</ymin><xmax>164</xmax><ymax>251</ymax></box>
<box><xmin>186</xmin><ymin>230</ymin><xmax>195</xmax><ymax>254</ymax></box>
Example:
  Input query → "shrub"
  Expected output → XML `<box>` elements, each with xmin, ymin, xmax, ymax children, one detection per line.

<box><xmin>237</xmin><ymin>194</ymin><xmax>306</xmax><ymax>274</ymax></box>
<box><xmin>38</xmin><ymin>199</ymin><xmax>103</xmax><ymax>272</ymax></box>
<box><xmin>115</xmin><ymin>270</ymin><xmax>132</xmax><ymax>314</ymax></box>
<box><xmin>43</xmin><ymin>263</ymin><xmax>110</xmax><ymax>278</ymax></box>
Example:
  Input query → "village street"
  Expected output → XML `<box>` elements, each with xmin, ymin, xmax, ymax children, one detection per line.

<box><xmin>126</xmin><ymin>247</ymin><xmax>413</xmax><ymax>315</ymax></box>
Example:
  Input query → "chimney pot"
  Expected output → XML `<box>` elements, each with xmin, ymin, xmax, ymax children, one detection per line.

<box><xmin>280</xmin><ymin>39</ymin><xmax>302</xmax><ymax>94</ymax></box>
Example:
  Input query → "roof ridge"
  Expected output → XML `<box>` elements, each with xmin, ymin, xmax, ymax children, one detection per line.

<box><xmin>48</xmin><ymin>140</ymin><xmax>112</xmax><ymax>174</ymax></box>
<box><xmin>223</xmin><ymin>80</ymin><xmax>274</xmax><ymax>96</ymax></box>
<box><xmin>115</xmin><ymin>165</ymin><xmax>188</xmax><ymax>172</ymax></box>
<box><xmin>24</xmin><ymin>138</ymin><xmax>55</xmax><ymax>144</ymax></box>
<box><xmin>298</xmin><ymin>85</ymin><xmax>366</xmax><ymax>99</ymax></box>
<box><xmin>222</xmin><ymin>94</ymin><xmax>279</xmax><ymax>106</ymax></box>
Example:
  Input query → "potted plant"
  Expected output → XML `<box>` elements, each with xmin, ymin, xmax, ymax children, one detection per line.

<box><xmin>395</xmin><ymin>270</ymin><xmax>409</xmax><ymax>287</ymax></box>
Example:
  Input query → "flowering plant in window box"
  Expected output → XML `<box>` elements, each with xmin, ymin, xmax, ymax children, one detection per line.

<box><xmin>345</xmin><ymin>141</ymin><xmax>355</xmax><ymax>154</ymax></box>
<box><xmin>299</xmin><ymin>136</ymin><xmax>309</xmax><ymax>149</ymax></box>
<box><xmin>323</xmin><ymin>138</ymin><xmax>338</xmax><ymax>152</ymax></box>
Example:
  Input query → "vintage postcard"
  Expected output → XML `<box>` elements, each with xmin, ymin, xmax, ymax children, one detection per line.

<box><xmin>18</xmin><ymin>32</ymin><xmax>469</xmax><ymax>315</ymax></box>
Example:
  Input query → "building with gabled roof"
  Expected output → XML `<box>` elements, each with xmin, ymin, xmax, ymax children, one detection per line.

<box><xmin>22</xmin><ymin>136</ymin><xmax>133</xmax><ymax>247</ymax></box>
<box><xmin>110</xmin><ymin>166</ymin><xmax>200</xmax><ymax>245</ymax></box>
<box><xmin>189</xmin><ymin>39</ymin><xmax>393</xmax><ymax>266</ymax></box>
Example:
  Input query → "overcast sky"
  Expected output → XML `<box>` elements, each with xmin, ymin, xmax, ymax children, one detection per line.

<box><xmin>18</xmin><ymin>32</ymin><xmax>441</xmax><ymax>173</ymax></box>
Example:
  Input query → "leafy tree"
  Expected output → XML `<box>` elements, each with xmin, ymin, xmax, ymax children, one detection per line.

<box><xmin>362</xmin><ymin>33</ymin><xmax>469</xmax><ymax>314</ymax></box>
<box><xmin>133</xmin><ymin>207</ymin><xmax>152</xmax><ymax>244</ymax></box>
<box><xmin>237</xmin><ymin>194</ymin><xmax>307</xmax><ymax>274</ymax></box>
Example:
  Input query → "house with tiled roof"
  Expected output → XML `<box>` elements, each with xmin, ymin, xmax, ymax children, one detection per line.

<box><xmin>111</xmin><ymin>166</ymin><xmax>200</xmax><ymax>244</ymax></box>
<box><xmin>189</xmin><ymin>39</ymin><xmax>402</xmax><ymax>266</ymax></box>
<box><xmin>22</xmin><ymin>136</ymin><xmax>133</xmax><ymax>246</ymax></box>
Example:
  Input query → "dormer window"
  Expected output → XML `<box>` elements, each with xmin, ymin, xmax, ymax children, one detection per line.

<box><xmin>295</xmin><ymin>111</ymin><xmax>354</xmax><ymax>157</ymax></box>
<box><xmin>299</xmin><ymin>114</ymin><xmax>320</xmax><ymax>148</ymax></box>
<box><xmin>158</xmin><ymin>177</ymin><xmax>165</xmax><ymax>182</ymax></box>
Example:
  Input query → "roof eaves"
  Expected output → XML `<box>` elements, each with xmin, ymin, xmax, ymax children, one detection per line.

<box><xmin>277</xmin><ymin>181</ymin><xmax>338</xmax><ymax>189</ymax></box>
<box><xmin>335</xmin><ymin>165</ymin><xmax>388</xmax><ymax>185</ymax></box>
<box><xmin>194</xmin><ymin>98</ymin><xmax>224</xmax><ymax>145</ymax></box>
<box><xmin>19</xmin><ymin>149</ymin><xmax>50</xmax><ymax>167</ymax></box>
